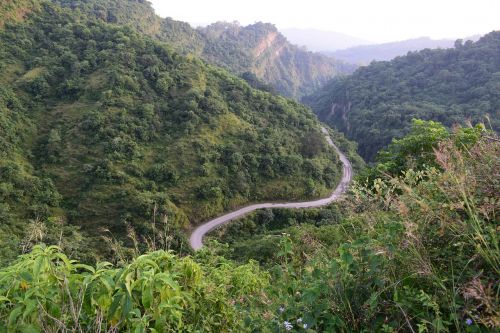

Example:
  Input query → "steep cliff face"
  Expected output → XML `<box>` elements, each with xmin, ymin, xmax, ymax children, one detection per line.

<box><xmin>309</xmin><ymin>90</ymin><xmax>353</xmax><ymax>138</ymax></box>
<box><xmin>254</xmin><ymin>31</ymin><xmax>279</xmax><ymax>57</ymax></box>
<box><xmin>198</xmin><ymin>22</ymin><xmax>356</xmax><ymax>98</ymax></box>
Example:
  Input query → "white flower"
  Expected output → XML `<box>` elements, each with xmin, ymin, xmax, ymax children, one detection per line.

<box><xmin>283</xmin><ymin>321</ymin><xmax>293</xmax><ymax>331</ymax></box>
<box><xmin>279</xmin><ymin>306</ymin><xmax>285</xmax><ymax>313</ymax></box>
<box><xmin>297</xmin><ymin>318</ymin><xmax>303</xmax><ymax>323</ymax></box>
<box><xmin>303</xmin><ymin>323</ymin><xmax>308</xmax><ymax>329</ymax></box>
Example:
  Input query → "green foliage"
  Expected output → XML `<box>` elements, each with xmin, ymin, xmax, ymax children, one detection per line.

<box><xmin>306</xmin><ymin>32</ymin><xmax>500</xmax><ymax>160</ymax></box>
<box><xmin>1</xmin><ymin>121</ymin><xmax>497</xmax><ymax>332</ymax></box>
<box><xmin>361</xmin><ymin>119</ymin><xmax>485</xmax><ymax>180</ymax></box>
<box><xmin>198</xmin><ymin>21</ymin><xmax>356</xmax><ymax>98</ymax></box>
<box><xmin>0</xmin><ymin>0</ymin><xmax>39</xmax><ymax>27</ymax></box>
<box><xmin>0</xmin><ymin>1</ymin><xmax>343</xmax><ymax>262</ymax></box>
<box><xmin>211</xmin><ymin>127</ymin><xmax>499</xmax><ymax>331</ymax></box>
<box><xmin>50</xmin><ymin>1</ymin><xmax>355</xmax><ymax>98</ymax></box>
<box><xmin>2</xmin><ymin>1</ymin><xmax>497</xmax><ymax>331</ymax></box>
<box><xmin>52</xmin><ymin>0</ymin><xmax>163</xmax><ymax>36</ymax></box>
<box><xmin>0</xmin><ymin>244</ymin><xmax>268</xmax><ymax>332</ymax></box>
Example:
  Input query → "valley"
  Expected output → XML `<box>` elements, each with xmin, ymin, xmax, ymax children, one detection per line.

<box><xmin>0</xmin><ymin>0</ymin><xmax>498</xmax><ymax>332</ymax></box>
<box><xmin>305</xmin><ymin>32</ymin><xmax>500</xmax><ymax>160</ymax></box>
<box><xmin>189</xmin><ymin>126</ymin><xmax>353</xmax><ymax>250</ymax></box>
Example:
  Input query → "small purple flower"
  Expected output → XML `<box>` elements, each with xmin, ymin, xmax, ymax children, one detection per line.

<box><xmin>465</xmin><ymin>318</ymin><xmax>473</xmax><ymax>326</ymax></box>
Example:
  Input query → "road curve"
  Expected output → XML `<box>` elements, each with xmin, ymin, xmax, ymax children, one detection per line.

<box><xmin>189</xmin><ymin>126</ymin><xmax>353</xmax><ymax>250</ymax></box>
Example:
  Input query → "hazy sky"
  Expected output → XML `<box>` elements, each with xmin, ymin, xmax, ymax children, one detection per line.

<box><xmin>149</xmin><ymin>0</ymin><xmax>500</xmax><ymax>43</ymax></box>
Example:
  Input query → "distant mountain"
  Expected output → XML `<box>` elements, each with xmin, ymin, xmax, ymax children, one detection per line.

<box><xmin>304</xmin><ymin>32</ymin><xmax>500</xmax><ymax>161</ymax></box>
<box><xmin>50</xmin><ymin>1</ymin><xmax>355</xmax><ymax>99</ymax></box>
<box><xmin>281</xmin><ymin>28</ymin><xmax>371</xmax><ymax>52</ymax></box>
<box><xmin>196</xmin><ymin>22</ymin><xmax>357</xmax><ymax>98</ymax></box>
<box><xmin>327</xmin><ymin>36</ymin><xmax>481</xmax><ymax>64</ymax></box>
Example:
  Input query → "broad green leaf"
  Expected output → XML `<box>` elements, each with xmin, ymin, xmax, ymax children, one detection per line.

<box><xmin>32</xmin><ymin>256</ymin><xmax>45</xmax><ymax>280</ymax></box>
<box><xmin>134</xmin><ymin>323</ymin><xmax>145</xmax><ymax>333</ymax></box>
<box><xmin>8</xmin><ymin>306</ymin><xmax>23</xmax><ymax>327</ymax></box>
<box><xmin>22</xmin><ymin>299</ymin><xmax>37</xmax><ymax>320</ymax></box>
<box><xmin>142</xmin><ymin>286</ymin><xmax>153</xmax><ymax>309</ymax></box>
<box><xmin>74</xmin><ymin>264</ymin><xmax>95</xmax><ymax>273</ymax></box>
<box><xmin>20</xmin><ymin>324</ymin><xmax>40</xmax><ymax>333</ymax></box>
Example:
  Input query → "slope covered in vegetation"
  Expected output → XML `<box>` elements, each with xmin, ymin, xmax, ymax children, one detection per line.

<box><xmin>0</xmin><ymin>1</ymin><xmax>344</xmax><ymax>263</ymax></box>
<box><xmin>305</xmin><ymin>32</ymin><xmax>500</xmax><ymax>160</ymax></box>
<box><xmin>52</xmin><ymin>0</ymin><xmax>355</xmax><ymax>99</ymax></box>
<box><xmin>0</xmin><ymin>0</ymin><xmax>39</xmax><ymax>27</ymax></box>
<box><xmin>197</xmin><ymin>21</ymin><xmax>356</xmax><ymax>98</ymax></box>
<box><xmin>210</xmin><ymin>121</ymin><xmax>499</xmax><ymax>331</ymax></box>
<box><xmin>1</xmin><ymin>122</ymin><xmax>497</xmax><ymax>332</ymax></box>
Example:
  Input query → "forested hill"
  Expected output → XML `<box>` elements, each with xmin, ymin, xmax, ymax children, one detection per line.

<box><xmin>0</xmin><ymin>1</ymin><xmax>347</xmax><ymax>262</ymax></box>
<box><xmin>197</xmin><ymin>22</ymin><xmax>356</xmax><ymax>98</ymax></box>
<box><xmin>48</xmin><ymin>0</ymin><xmax>354</xmax><ymax>98</ymax></box>
<box><xmin>305</xmin><ymin>31</ymin><xmax>500</xmax><ymax>160</ymax></box>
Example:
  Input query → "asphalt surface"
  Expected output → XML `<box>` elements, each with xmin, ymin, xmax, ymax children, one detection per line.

<box><xmin>189</xmin><ymin>126</ymin><xmax>353</xmax><ymax>250</ymax></box>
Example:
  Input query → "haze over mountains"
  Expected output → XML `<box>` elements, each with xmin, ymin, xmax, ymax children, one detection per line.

<box><xmin>326</xmin><ymin>35</ymin><xmax>483</xmax><ymax>64</ymax></box>
<box><xmin>280</xmin><ymin>28</ymin><xmax>371</xmax><ymax>52</ymax></box>
<box><xmin>280</xmin><ymin>28</ymin><xmax>484</xmax><ymax>64</ymax></box>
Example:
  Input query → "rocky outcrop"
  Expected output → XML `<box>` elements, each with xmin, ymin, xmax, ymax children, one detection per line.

<box><xmin>254</xmin><ymin>31</ymin><xmax>279</xmax><ymax>58</ymax></box>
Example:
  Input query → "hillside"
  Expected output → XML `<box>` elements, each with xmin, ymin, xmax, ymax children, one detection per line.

<box><xmin>1</xmin><ymin>122</ymin><xmax>497</xmax><ymax>332</ymax></box>
<box><xmin>52</xmin><ymin>0</ymin><xmax>205</xmax><ymax>53</ymax></box>
<box><xmin>0</xmin><ymin>1</ymin><xmax>345</xmax><ymax>262</ymax></box>
<box><xmin>305</xmin><ymin>32</ymin><xmax>500</xmax><ymax>160</ymax></box>
<box><xmin>197</xmin><ymin>22</ymin><xmax>357</xmax><ymax>98</ymax></box>
<box><xmin>1</xmin><ymin>1</ymin><xmax>499</xmax><ymax>332</ymax></box>
<box><xmin>51</xmin><ymin>0</ymin><xmax>354</xmax><ymax>99</ymax></box>
<box><xmin>0</xmin><ymin>0</ymin><xmax>39</xmax><ymax>27</ymax></box>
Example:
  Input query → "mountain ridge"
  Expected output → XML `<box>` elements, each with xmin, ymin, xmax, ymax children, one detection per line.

<box><xmin>49</xmin><ymin>0</ymin><xmax>355</xmax><ymax>98</ymax></box>
<box><xmin>326</xmin><ymin>35</ymin><xmax>482</xmax><ymax>64</ymax></box>
<box><xmin>305</xmin><ymin>31</ymin><xmax>500</xmax><ymax>160</ymax></box>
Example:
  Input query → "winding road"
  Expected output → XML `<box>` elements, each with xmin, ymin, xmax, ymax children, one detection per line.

<box><xmin>189</xmin><ymin>126</ymin><xmax>353</xmax><ymax>250</ymax></box>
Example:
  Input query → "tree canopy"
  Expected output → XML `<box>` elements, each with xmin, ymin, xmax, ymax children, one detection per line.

<box><xmin>305</xmin><ymin>32</ymin><xmax>500</xmax><ymax>160</ymax></box>
<box><xmin>0</xmin><ymin>1</ymin><xmax>346</xmax><ymax>263</ymax></box>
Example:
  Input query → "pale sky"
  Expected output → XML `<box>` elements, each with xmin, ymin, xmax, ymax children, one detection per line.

<box><xmin>149</xmin><ymin>0</ymin><xmax>500</xmax><ymax>43</ymax></box>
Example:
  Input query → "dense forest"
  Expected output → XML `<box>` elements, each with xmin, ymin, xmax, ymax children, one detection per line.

<box><xmin>197</xmin><ymin>21</ymin><xmax>356</xmax><ymax>98</ymax></box>
<box><xmin>1</xmin><ymin>0</ymin><xmax>498</xmax><ymax>332</ymax></box>
<box><xmin>1</xmin><ymin>122</ymin><xmax>497</xmax><ymax>332</ymax></box>
<box><xmin>305</xmin><ymin>32</ymin><xmax>500</xmax><ymax>160</ymax></box>
<box><xmin>49</xmin><ymin>0</ymin><xmax>356</xmax><ymax>98</ymax></box>
<box><xmin>0</xmin><ymin>1</ymin><xmax>348</xmax><ymax>263</ymax></box>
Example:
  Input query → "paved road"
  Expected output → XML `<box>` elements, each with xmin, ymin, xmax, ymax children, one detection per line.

<box><xmin>189</xmin><ymin>126</ymin><xmax>353</xmax><ymax>250</ymax></box>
